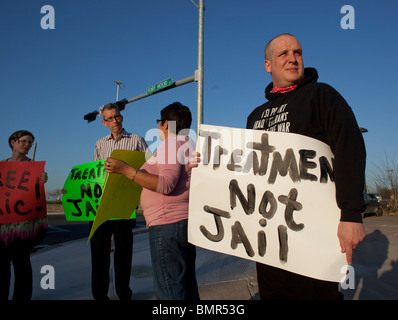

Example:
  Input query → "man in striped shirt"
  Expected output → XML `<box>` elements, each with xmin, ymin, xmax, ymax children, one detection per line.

<box><xmin>91</xmin><ymin>102</ymin><xmax>148</xmax><ymax>300</ymax></box>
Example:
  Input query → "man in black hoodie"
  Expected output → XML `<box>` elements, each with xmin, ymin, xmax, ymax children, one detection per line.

<box><xmin>247</xmin><ymin>33</ymin><xmax>366</xmax><ymax>299</ymax></box>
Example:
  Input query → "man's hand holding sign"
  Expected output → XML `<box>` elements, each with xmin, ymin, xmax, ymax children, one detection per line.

<box><xmin>338</xmin><ymin>221</ymin><xmax>365</xmax><ymax>265</ymax></box>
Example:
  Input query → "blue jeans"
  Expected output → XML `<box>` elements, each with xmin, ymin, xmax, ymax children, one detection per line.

<box><xmin>149</xmin><ymin>219</ymin><xmax>199</xmax><ymax>300</ymax></box>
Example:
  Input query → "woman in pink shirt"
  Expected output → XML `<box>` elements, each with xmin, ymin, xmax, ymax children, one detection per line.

<box><xmin>105</xmin><ymin>102</ymin><xmax>199</xmax><ymax>300</ymax></box>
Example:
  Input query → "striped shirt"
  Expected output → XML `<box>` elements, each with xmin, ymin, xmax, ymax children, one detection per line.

<box><xmin>94</xmin><ymin>129</ymin><xmax>148</xmax><ymax>161</ymax></box>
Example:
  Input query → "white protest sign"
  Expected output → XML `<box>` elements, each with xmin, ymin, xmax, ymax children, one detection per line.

<box><xmin>188</xmin><ymin>124</ymin><xmax>347</xmax><ymax>282</ymax></box>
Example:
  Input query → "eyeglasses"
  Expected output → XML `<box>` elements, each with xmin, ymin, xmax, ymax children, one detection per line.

<box><xmin>104</xmin><ymin>115</ymin><xmax>122</xmax><ymax>122</ymax></box>
<box><xmin>18</xmin><ymin>139</ymin><xmax>33</xmax><ymax>145</ymax></box>
<box><xmin>156</xmin><ymin>119</ymin><xmax>162</xmax><ymax>124</ymax></box>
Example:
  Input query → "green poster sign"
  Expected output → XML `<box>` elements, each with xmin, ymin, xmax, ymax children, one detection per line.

<box><xmin>62</xmin><ymin>160</ymin><xmax>137</xmax><ymax>221</ymax></box>
<box><xmin>62</xmin><ymin>160</ymin><xmax>106</xmax><ymax>221</ymax></box>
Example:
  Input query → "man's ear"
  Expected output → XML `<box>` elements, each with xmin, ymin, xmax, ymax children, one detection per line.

<box><xmin>264</xmin><ymin>59</ymin><xmax>272</xmax><ymax>73</ymax></box>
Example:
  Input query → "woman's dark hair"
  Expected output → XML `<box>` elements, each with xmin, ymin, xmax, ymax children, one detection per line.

<box><xmin>8</xmin><ymin>130</ymin><xmax>35</xmax><ymax>149</ymax></box>
<box><xmin>160</xmin><ymin>102</ymin><xmax>192</xmax><ymax>134</ymax></box>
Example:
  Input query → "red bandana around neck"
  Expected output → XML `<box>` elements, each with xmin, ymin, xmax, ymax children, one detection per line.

<box><xmin>270</xmin><ymin>84</ymin><xmax>298</xmax><ymax>94</ymax></box>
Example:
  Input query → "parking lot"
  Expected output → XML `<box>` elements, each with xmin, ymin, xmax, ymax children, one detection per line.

<box><xmin>341</xmin><ymin>214</ymin><xmax>398</xmax><ymax>300</ymax></box>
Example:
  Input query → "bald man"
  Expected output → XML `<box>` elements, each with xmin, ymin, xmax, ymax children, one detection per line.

<box><xmin>247</xmin><ymin>34</ymin><xmax>366</xmax><ymax>299</ymax></box>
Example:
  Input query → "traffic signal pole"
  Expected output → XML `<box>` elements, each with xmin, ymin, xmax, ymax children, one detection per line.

<box><xmin>196</xmin><ymin>0</ymin><xmax>204</xmax><ymax>135</ymax></box>
<box><xmin>84</xmin><ymin>0</ymin><xmax>205</xmax><ymax>133</ymax></box>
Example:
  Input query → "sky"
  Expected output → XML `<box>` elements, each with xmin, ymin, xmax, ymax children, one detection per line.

<box><xmin>1</xmin><ymin>0</ymin><xmax>397</xmax><ymax>194</ymax></box>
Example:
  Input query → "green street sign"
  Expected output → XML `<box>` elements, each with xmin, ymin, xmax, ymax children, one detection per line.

<box><xmin>146</xmin><ymin>77</ymin><xmax>173</xmax><ymax>94</ymax></box>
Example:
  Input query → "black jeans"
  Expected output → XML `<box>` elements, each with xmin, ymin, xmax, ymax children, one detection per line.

<box><xmin>0</xmin><ymin>239</ymin><xmax>34</xmax><ymax>300</ymax></box>
<box><xmin>89</xmin><ymin>219</ymin><xmax>134</xmax><ymax>300</ymax></box>
<box><xmin>256</xmin><ymin>262</ymin><xmax>343</xmax><ymax>300</ymax></box>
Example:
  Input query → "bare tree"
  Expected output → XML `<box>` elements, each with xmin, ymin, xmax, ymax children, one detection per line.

<box><xmin>46</xmin><ymin>188</ymin><xmax>63</xmax><ymax>202</ymax></box>
<box><xmin>368</xmin><ymin>154</ymin><xmax>398</xmax><ymax>211</ymax></box>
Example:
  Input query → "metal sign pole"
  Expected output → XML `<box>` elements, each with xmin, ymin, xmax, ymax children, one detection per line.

<box><xmin>196</xmin><ymin>0</ymin><xmax>204</xmax><ymax>135</ymax></box>
<box><xmin>127</xmin><ymin>75</ymin><xmax>196</xmax><ymax>104</ymax></box>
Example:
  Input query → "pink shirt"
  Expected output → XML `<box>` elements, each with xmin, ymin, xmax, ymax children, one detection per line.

<box><xmin>140</xmin><ymin>136</ymin><xmax>195</xmax><ymax>228</ymax></box>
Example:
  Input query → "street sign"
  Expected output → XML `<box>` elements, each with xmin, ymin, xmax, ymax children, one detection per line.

<box><xmin>146</xmin><ymin>77</ymin><xmax>173</xmax><ymax>95</ymax></box>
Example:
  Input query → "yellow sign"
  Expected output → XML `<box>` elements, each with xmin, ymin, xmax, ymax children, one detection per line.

<box><xmin>88</xmin><ymin>150</ymin><xmax>151</xmax><ymax>240</ymax></box>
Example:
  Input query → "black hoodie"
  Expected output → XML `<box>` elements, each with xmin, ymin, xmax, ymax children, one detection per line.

<box><xmin>247</xmin><ymin>68</ymin><xmax>366</xmax><ymax>223</ymax></box>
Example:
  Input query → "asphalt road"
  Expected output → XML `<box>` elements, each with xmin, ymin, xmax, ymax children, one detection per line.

<box><xmin>33</xmin><ymin>212</ymin><xmax>146</xmax><ymax>252</ymax></box>
<box><xmin>33</xmin><ymin>211</ymin><xmax>398</xmax><ymax>299</ymax></box>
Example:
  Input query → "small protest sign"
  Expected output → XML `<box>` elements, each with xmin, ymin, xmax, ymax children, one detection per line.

<box><xmin>62</xmin><ymin>160</ymin><xmax>107</xmax><ymax>221</ymax></box>
<box><xmin>0</xmin><ymin>161</ymin><xmax>47</xmax><ymax>223</ymax></box>
<box><xmin>188</xmin><ymin>124</ymin><xmax>346</xmax><ymax>282</ymax></box>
